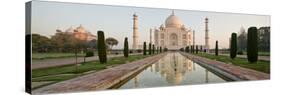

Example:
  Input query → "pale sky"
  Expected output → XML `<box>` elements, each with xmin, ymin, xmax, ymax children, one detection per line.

<box><xmin>31</xmin><ymin>1</ymin><xmax>270</xmax><ymax>49</ymax></box>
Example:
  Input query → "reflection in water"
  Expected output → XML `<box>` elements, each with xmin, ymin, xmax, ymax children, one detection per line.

<box><xmin>134</xmin><ymin>75</ymin><xmax>139</xmax><ymax>88</ymax></box>
<box><xmin>118</xmin><ymin>52</ymin><xmax>226</xmax><ymax>89</ymax></box>
<box><xmin>205</xmin><ymin>70</ymin><xmax>209</xmax><ymax>83</ymax></box>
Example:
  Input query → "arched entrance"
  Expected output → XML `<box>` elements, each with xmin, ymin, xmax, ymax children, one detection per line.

<box><xmin>170</xmin><ymin>33</ymin><xmax>178</xmax><ymax>46</ymax></box>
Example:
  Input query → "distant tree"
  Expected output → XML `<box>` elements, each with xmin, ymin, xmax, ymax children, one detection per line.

<box><xmin>136</xmin><ymin>49</ymin><xmax>142</xmax><ymax>53</ymax></box>
<box><xmin>193</xmin><ymin>45</ymin><xmax>195</xmax><ymax>53</ymax></box>
<box><xmin>191</xmin><ymin>45</ymin><xmax>194</xmax><ymax>53</ymax></box>
<box><xmin>215</xmin><ymin>40</ymin><xmax>218</xmax><ymax>56</ymax></box>
<box><xmin>97</xmin><ymin>31</ymin><xmax>107</xmax><ymax>63</ymax></box>
<box><xmin>50</xmin><ymin>31</ymin><xmax>89</xmax><ymax>53</ymax></box>
<box><xmin>187</xmin><ymin>46</ymin><xmax>190</xmax><ymax>53</ymax></box>
<box><xmin>160</xmin><ymin>47</ymin><xmax>162</xmax><ymax>53</ymax></box>
<box><xmin>230</xmin><ymin>33</ymin><xmax>237</xmax><ymax>59</ymax></box>
<box><xmin>258</xmin><ymin>27</ymin><xmax>270</xmax><ymax>52</ymax></box>
<box><xmin>105</xmin><ymin>37</ymin><xmax>118</xmax><ymax>54</ymax></box>
<box><xmin>50</xmin><ymin>31</ymin><xmax>71</xmax><ymax>52</ymax></box>
<box><xmin>247</xmin><ymin>27</ymin><xmax>258</xmax><ymax>63</ymax></box>
<box><xmin>164</xmin><ymin>47</ymin><xmax>168</xmax><ymax>52</ymax></box>
<box><xmin>87</xmin><ymin>39</ymin><xmax>97</xmax><ymax>49</ymax></box>
<box><xmin>180</xmin><ymin>48</ymin><xmax>184</xmax><ymax>51</ymax></box>
<box><xmin>143</xmin><ymin>42</ymin><xmax>147</xmax><ymax>55</ymax></box>
<box><xmin>149</xmin><ymin>43</ymin><xmax>152</xmax><ymax>55</ymax></box>
<box><xmin>124</xmin><ymin>37</ymin><xmax>129</xmax><ymax>57</ymax></box>
<box><xmin>66</xmin><ymin>35</ymin><xmax>87</xmax><ymax>72</ymax></box>
<box><xmin>32</xmin><ymin>34</ymin><xmax>51</xmax><ymax>52</ymax></box>
<box><xmin>185</xmin><ymin>46</ymin><xmax>188</xmax><ymax>53</ymax></box>
<box><xmin>84</xmin><ymin>51</ymin><xmax>94</xmax><ymax>63</ymax></box>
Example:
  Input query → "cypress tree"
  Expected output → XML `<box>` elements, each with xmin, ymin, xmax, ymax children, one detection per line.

<box><xmin>157</xmin><ymin>47</ymin><xmax>159</xmax><ymax>54</ymax></box>
<box><xmin>187</xmin><ymin>46</ymin><xmax>190</xmax><ymax>53</ymax></box>
<box><xmin>185</xmin><ymin>46</ymin><xmax>188</xmax><ymax>52</ymax></box>
<box><xmin>215</xmin><ymin>40</ymin><xmax>218</xmax><ymax>56</ymax></box>
<box><xmin>160</xmin><ymin>47</ymin><xmax>162</xmax><ymax>53</ymax></box>
<box><xmin>247</xmin><ymin>27</ymin><xmax>258</xmax><ymax>63</ymax></box>
<box><xmin>124</xmin><ymin>37</ymin><xmax>129</xmax><ymax>57</ymax></box>
<box><xmin>149</xmin><ymin>43</ymin><xmax>152</xmax><ymax>55</ymax></box>
<box><xmin>192</xmin><ymin>45</ymin><xmax>195</xmax><ymax>53</ymax></box>
<box><xmin>152</xmin><ymin>44</ymin><xmax>155</xmax><ymax>54</ymax></box>
<box><xmin>143</xmin><ymin>42</ymin><xmax>146</xmax><ymax>55</ymax></box>
<box><xmin>191</xmin><ymin>45</ymin><xmax>194</xmax><ymax>53</ymax></box>
<box><xmin>196</xmin><ymin>45</ymin><xmax>198</xmax><ymax>54</ymax></box>
<box><xmin>97</xmin><ymin>31</ymin><xmax>107</xmax><ymax>63</ymax></box>
<box><xmin>230</xmin><ymin>33</ymin><xmax>237</xmax><ymax>59</ymax></box>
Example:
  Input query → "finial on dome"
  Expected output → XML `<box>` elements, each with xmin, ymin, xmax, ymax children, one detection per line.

<box><xmin>133</xmin><ymin>12</ymin><xmax>137</xmax><ymax>17</ymax></box>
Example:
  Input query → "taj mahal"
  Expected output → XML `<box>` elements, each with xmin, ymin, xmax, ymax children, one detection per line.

<box><xmin>154</xmin><ymin>11</ymin><xmax>192</xmax><ymax>50</ymax></box>
<box><xmin>132</xmin><ymin>10</ymin><xmax>210</xmax><ymax>51</ymax></box>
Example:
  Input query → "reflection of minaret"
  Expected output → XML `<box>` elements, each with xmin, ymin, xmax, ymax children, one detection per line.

<box><xmin>193</xmin><ymin>30</ymin><xmax>195</xmax><ymax>45</ymax></box>
<box><xmin>193</xmin><ymin>61</ymin><xmax>196</xmax><ymax>71</ymax></box>
<box><xmin>155</xmin><ymin>62</ymin><xmax>159</xmax><ymax>72</ymax></box>
<box><xmin>150</xmin><ymin>28</ymin><xmax>153</xmax><ymax>44</ymax></box>
<box><xmin>150</xmin><ymin>65</ymin><xmax>153</xmax><ymax>72</ymax></box>
<box><xmin>134</xmin><ymin>75</ymin><xmax>139</xmax><ymax>88</ymax></box>
<box><xmin>205</xmin><ymin>17</ymin><xmax>210</xmax><ymax>52</ymax></box>
<box><xmin>205</xmin><ymin>69</ymin><xmax>209</xmax><ymax>83</ymax></box>
<box><xmin>132</xmin><ymin>13</ymin><xmax>139</xmax><ymax>49</ymax></box>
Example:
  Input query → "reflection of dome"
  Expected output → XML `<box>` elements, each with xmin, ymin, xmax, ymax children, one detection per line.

<box><xmin>165</xmin><ymin>11</ymin><xmax>183</xmax><ymax>28</ymax></box>
<box><xmin>175</xmin><ymin>73</ymin><xmax>183</xmax><ymax>85</ymax></box>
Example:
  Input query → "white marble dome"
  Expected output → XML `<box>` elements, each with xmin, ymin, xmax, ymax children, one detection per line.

<box><xmin>165</xmin><ymin>12</ymin><xmax>183</xmax><ymax>28</ymax></box>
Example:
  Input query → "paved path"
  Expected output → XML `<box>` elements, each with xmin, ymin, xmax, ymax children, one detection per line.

<box><xmin>180</xmin><ymin>52</ymin><xmax>270</xmax><ymax>81</ymax></box>
<box><xmin>216</xmin><ymin>53</ymin><xmax>270</xmax><ymax>61</ymax></box>
<box><xmin>32</xmin><ymin>53</ymin><xmax>167</xmax><ymax>94</ymax></box>
<box><xmin>32</xmin><ymin>53</ymin><xmax>141</xmax><ymax>69</ymax></box>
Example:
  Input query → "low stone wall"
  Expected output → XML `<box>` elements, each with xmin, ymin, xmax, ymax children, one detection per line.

<box><xmin>180</xmin><ymin>52</ymin><xmax>270</xmax><ymax>81</ymax></box>
<box><xmin>32</xmin><ymin>53</ymin><xmax>167</xmax><ymax>94</ymax></box>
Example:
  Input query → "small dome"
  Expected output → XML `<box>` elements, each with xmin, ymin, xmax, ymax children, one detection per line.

<box><xmin>165</xmin><ymin>11</ymin><xmax>183</xmax><ymax>28</ymax></box>
<box><xmin>76</xmin><ymin>24</ymin><xmax>86</xmax><ymax>33</ymax></box>
<box><xmin>65</xmin><ymin>26</ymin><xmax>74</xmax><ymax>32</ymax></box>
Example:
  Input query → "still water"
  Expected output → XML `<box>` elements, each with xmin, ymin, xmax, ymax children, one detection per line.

<box><xmin>117</xmin><ymin>52</ymin><xmax>226</xmax><ymax>89</ymax></box>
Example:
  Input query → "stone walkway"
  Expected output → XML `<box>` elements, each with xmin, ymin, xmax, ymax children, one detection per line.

<box><xmin>32</xmin><ymin>53</ymin><xmax>141</xmax><ymax>69</ymax></box>
<box><xmin>32</xmin><ymin>53</ymin><xmax>167</xmax><ymax>94</ymax></box>
<box><xmin>180</xmin><ymin>52</ymin><xmax>270</xmax><ymax>81</ymax></box>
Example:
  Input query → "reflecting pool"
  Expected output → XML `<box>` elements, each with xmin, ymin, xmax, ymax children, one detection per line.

<box><xmin>117</xmin><ymin>52</ymin><xmax>226</xmax><ymax>89</ymax></box>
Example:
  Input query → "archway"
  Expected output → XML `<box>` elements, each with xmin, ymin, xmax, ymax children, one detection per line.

<box><xmin>170</xmin><ymin>33</ymin><xmax>178</xmax><ymax>46</ymax></box>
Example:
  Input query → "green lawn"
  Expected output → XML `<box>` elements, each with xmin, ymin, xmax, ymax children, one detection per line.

<box><xmin>258</xmin><ymin>52</ymin><xmax>270</xmax><ymax>56</ymax></box>
<box><xmin>194</xmin><ymin>53</ymin><xmax>270</xmax><ymax>74</ymax></box>
<box><xmin>32</xmin><ymin>54</ymin><xmax>151</xmax><ymax>89</ymax></box>
<box><xmin>32</xmin><ymin>53</ymin><xmax>86</xmax><ymax>60</ymax></box>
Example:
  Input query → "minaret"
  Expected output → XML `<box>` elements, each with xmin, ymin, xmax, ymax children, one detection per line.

<box><xmin>205</xmin><ymin>17</ymin><xmax>210</xmax><ymax>52</ymax></box>
<box><xmin>150</xmin><ymin>28</ymin><xmax>152</xmax><ymax>44</ymax></box>
<box><xmin>132</xmin><ymin>13</ymin><xmax>139</xmax><ymax>49</ymax></box>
